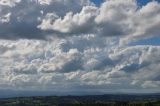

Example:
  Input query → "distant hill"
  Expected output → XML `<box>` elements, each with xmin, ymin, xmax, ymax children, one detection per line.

<box><xmin>0</xmin><ymin>94</ymin><xmax>160</xmax><ymax>106</ymax></box>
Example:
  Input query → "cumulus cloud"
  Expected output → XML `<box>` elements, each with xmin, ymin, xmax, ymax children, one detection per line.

<box><xmin>38</xmin><ymin>0</ymin><xmax>137</xmax><ymax>36</ymax></box>
<box><xmin>0</xmin><ymin>0</ymin><xmax>159</xmax><ymax>41</ymax></box>
<box><xmin>0</xmin><ymin>0</ymin><xmax>92</xmax><ymax>39</ymax></box>
<box><xmin>0</xmin><ymin>36</ymin><xmax>159</xmax><ymax>93</ymax></box>
<box><xmin>38</xmin><ymin>0</ymin><xmax>160</xmax><ymax>42</ymax></box>
<box><xmin>38</xmin><ymin>6</ymin><xmax>98</xmax><ymax>35</ymax></box>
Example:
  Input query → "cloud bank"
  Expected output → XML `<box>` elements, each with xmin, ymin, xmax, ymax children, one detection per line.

<box><xmin>0</xmin><ymin>35</ymin><xmax>160</xmax><ymax>94</ymax></box>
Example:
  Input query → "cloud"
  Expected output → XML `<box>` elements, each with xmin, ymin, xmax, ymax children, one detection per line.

<box><xmin>0</xmin><ymin>0</ymin><xmax>92</xmax><ymax>39</ymax></box>
<box><xmin>95</xmin><ymin>0</ymin><xmax>137</xmax><ymax>36</ymax></box>
<box><xmin>38</xmin><ymin>6</ymin><xmax>98</xmax><ymax>35</ymax></box>
<box><xmin>38</xmin><ymin>0</ymin><xmax>160</xmax><ymax>42</ymax></box>
<box><xmin>38</xmin><ymin>0</ymin><xmax>137</xmax><ymax>37</ymax></box>
<box><xmin>0</xmin><ymin>0</ymin><xmax>159</xmax><ymax>41</ymax></box>
<box><xmin>0</xmin><ymin>13</ymin><xmax>11</xmax><ymax>23</ymax></box>
<box><xmin>142</xmin><ymin>81</ymin><xmax>160</xmax><ymax>88</ymax></box>
<box><xmin>0</xmin><ymin>0</ymin><xmax>21</xmax><ymax>7</ymax></box>
<box><xmin>121</xmin><ymin>1</ymin><xmax>160</xmax><ymax>44</ymax></box>
<box><xmin>0</xmin><ymin>36</ymin><xmax>160</xmax><ymax>93</ymax></box>
<box><xmin>0</xmin><ymin>0</ymin><xmax>160</xmax><ymax>96</ymax></box>
<box><xmin>38</xmin><ymin>0</ymin><xmax>52</xmax><ymax>5</ymax></box>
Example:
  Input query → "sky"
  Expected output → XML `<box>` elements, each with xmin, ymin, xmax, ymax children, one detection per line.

<box><xmin>0</xmin><ymin>0</ymin><xmax>160</xmax><ymax>97</ymax></box>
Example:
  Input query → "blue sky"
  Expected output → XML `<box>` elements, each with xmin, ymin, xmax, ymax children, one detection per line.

<box><xmin>138</xmin><ymin>0</ymin><xmax>160</xmax><ymax>6</ymax></box>
<box><xmin>91</xmin><ymin>0</ymin><xmax>160</xmax><ymax>6</ymax></box>
<box><xmin>138</xmin><ymin>0</ymin><xmax>154</xmax><ymax>6</ymax></box>
<box><xmin>91</xmin><ymin>0</ymin><xmax>104</xmax><ymax>6</ymax></box>
<box><xmin>91</xmin><ymin>0</ymin><xmax>152</xmax><ymax>6</ymax></box>
<box><xmin>129</xmin><ymin>36</ymin><xmax>160</xmax><ymax>46</ymax></box>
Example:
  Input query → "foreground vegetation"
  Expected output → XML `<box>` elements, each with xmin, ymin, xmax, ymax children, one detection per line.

<box><xmin>0</xmin><ymin>94</ymin><xmax>160</xmax><ymax>106</ymax></box>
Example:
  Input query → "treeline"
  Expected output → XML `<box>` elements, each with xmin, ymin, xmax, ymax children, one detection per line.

<box><xmin>60</xmin><ymin>101</ymin><xmax>160</xmax><ymax>106</ymax></box>
<box><xmin>0</xmin><ymin>95</ymin><xmax>160</xmax><ymax>106</ymax></box>
<box><xmin>0</xmin><ymin>100</ymin><xmax>160</xmax><ymax>106</ymax></box>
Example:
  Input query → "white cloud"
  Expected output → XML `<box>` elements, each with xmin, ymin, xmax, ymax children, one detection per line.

<box><xmin>0</xmin><ymin>0</ymin><xmax>92</xmax><ymax>39</ymax></box>
<box><xmin>142</xmin><ymin>81</ymin><xmax>160</xmax><ymax>88</ymax></box>
<box><xmin>0</xmin><ymin>0</ymin><xmax>21</xmax><ymax>7</ymax></box>
<box><xmin>0</xmin><ymin>13</ymin><xmax>11</xmax><ymax>23</ymax></box>
<box><xmin>96</xmin><ymin>0</ymin><xmax>160</xmax><ymax>41</ymax></box>
<box><xmin>37</xmin><ymin>0</ymin><xmax>160</xmax><ymax>43</ymax></box>
<box><xmin>121</xmin><ymin>1</ymin><xmax>160</xmax><ymax>44</ymax></box>
<box><xmin>38</xmin><ymin>0</ymin><xmax>52</xmax><ymax>5</ymax></box>
<box><xmin>38</xmin><ymin>6</ymin><xmax>98</xmax><ymax>34</ymax></box>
